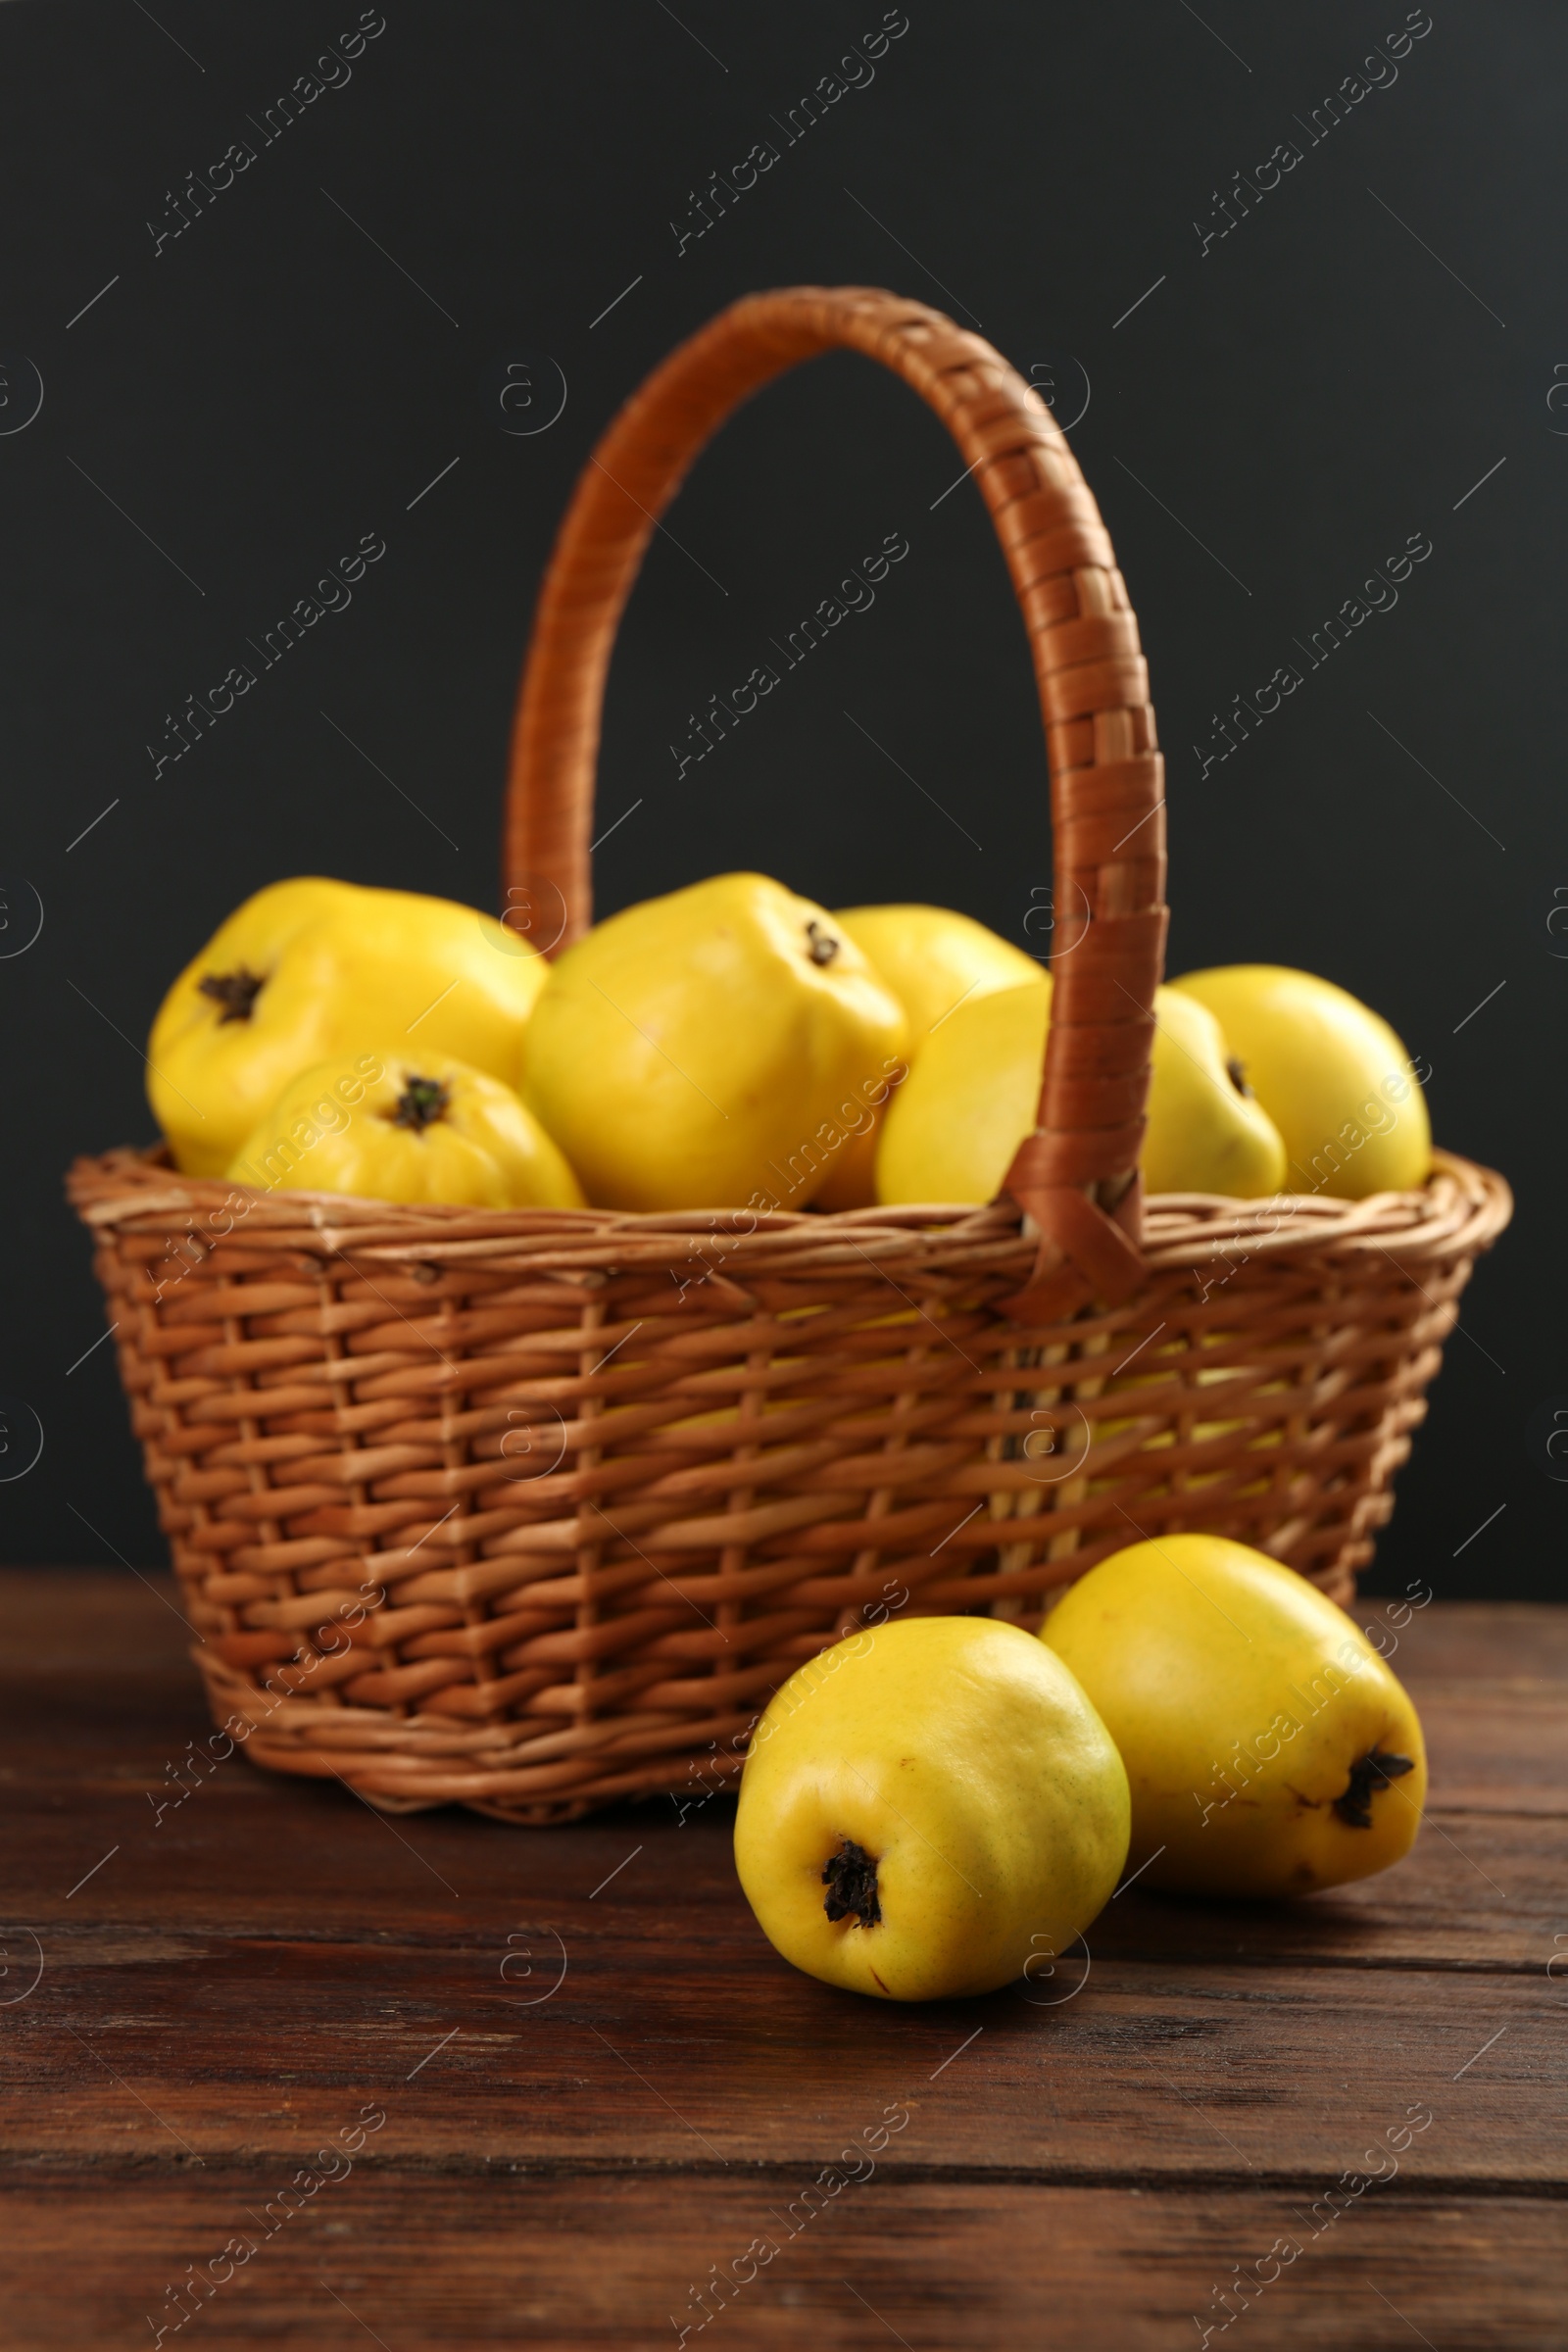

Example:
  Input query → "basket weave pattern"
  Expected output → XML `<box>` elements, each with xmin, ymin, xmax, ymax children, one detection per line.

<box><xmin>69</xmin><ymin>1152</ymin><xmax>1506</xmax><ymax>1821</ymax></box>
<box><xmin>69</xmin><ymin>288</ymin><xmax>1509</xmax><ymax>1822</ymax></box>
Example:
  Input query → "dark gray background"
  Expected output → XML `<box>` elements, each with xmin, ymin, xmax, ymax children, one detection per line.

<box><xmin>2</xmin><ymin>0</ymin><xmax>1559</xmax><ymax>1595</ymax></box>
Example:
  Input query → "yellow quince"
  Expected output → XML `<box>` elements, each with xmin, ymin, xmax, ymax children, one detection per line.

<box><xmin>150</xmin><ymin>878</ymin><xmax>549</xmax><ymax>1177</ymax></box>
<box><xmin>1168</xmin><ymin>963</ymin><xmax>1431</xmax><ymax>1199</ymax></box>
<box><xmin>1043</xmin><ymin>1536</ymin><xmax>1426</xmax><ymax>1897</ymax></box>
<box><xmin>227</xmin><ymin>1049</ymin><xmax>583</xmax><ymax>1208</ymax></box>
<box><xmin>520</xmin><ymin>873</ymin><xmax>906</xmax><ymax>1212</ymax></box>
<box><xmin>875</xmin><ymin>977</ymin><xmax>1286</xmax><ymax>1203</ymax></box>
<box><xmin>734</xmin><ymin>1616</ymin><xmax>1129</xmax><ymax>2001</ymax></box>
<box><xmin>818</xmin><ymin>904</ymin><xmax>1041</xmax><ymax>1208</ymax></box>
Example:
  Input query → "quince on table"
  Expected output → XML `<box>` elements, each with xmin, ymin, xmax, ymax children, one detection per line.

<box><xmin>734</xmin><ymin>1616</ymin><xmax>1129</xmax><ymax>2001</ymax></box>
<box><xmin>1043</xmin><ymin>1537</ymin><xmax>1426</xmax><ymax>1897</ymax></box>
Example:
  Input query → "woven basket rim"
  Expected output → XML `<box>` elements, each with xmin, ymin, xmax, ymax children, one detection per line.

<box><xmin>67</xmin><ymin>1142</ymin><xmax>1511</xmax><ymax>1276</ymax></box>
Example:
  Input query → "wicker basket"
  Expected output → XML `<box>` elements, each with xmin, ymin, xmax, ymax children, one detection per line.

<box><xmin>69</xmin><ymin>287</ymin><xmax>1510</xmax><ymax>1823</ymax></box>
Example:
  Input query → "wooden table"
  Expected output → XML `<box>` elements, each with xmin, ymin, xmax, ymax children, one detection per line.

<box><xmin>1</xmin><ymin>1573</ymin><xmax>1563</xmax><ymax>2348</ymax></box>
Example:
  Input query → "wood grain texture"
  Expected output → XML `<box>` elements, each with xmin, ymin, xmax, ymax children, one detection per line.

<box><xmin>1</xmin><ymin>1571</ymin><xmax>1561</xmax><ymax>2348</ymax></box>
<box><xmin>3</xmin><ymin>2178</ymin><xmax>1563</xmax><ymax>2351</ymax></box>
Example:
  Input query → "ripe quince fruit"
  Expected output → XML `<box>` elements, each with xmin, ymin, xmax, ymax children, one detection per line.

<box><xmin>816</xmin><ymin>904</ymin><xmax>1041</xmax><ymax>1208</ymax></box>
<box><xmin>875</xmin><ymin>976</ymin><xmax>1286</xmax><ymax>1203</ymax></box>
<box><xmin>1043</xmin><ymin>1536</ymin><xmax>1426</xmax><ymax>1897</ymax></box>
<box><xmin>151</xmin><ymin>878</ymin><xmax>548</xmax><ymax>1178</ymax></box>
<box><xmin>1169</xmin><ymin>964</ymin><xmax>1431</xmax><ymax>1199</ymax></box>
<box><xmin>733</xmin><ymin>1617</ymin><xmax>1129</xmax><ymax>2001</ymax></box>
<box><xmin>226</xmin><ymin>1048</ymin><xmax>583</xmax><ymax>1208</ymax></box>
<box><xmin>834</xmin><ymin>903</ymin><xmax>1041</xmax><ymax>1040</ymax></box>
<box><xmin>1140</xmin><ymin>988</ymin><xmax>1287</xmax><ymax>1198</ymax></box>
<box><xmin>875</xmin><ymin>971</ymin><xmax>1048</xmax><ymax>1204</ymax></box>
<box><xmin>520</xmin><ymin>873</ymin><xmax>906</xmax><ymax>1212</ymax></box>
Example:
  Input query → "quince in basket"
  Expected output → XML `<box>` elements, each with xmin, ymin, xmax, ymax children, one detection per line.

<box><xmin>1169</xmin><ymin>963</ymin><xmax>1431</xmax><ymax>1198</ymax></box>
<box><xmin>813</xmin><ymin>902</ymin><xmax>1041</xmax><ymax>1209</ymax></box>
<box><xmin>145</xmin><ymin>871</ymin><xmax>1435</xmax><ymax>1220</ymax></box>
<box><xmin>227</xmin><ymin>1049</ymin><xmax>582</xmax><ymax>1209</ymax></box>
<box><xmin>875</xmin><ymin>974</ymin><xmax>1289</xmax><ymax>1204</ymax></box>
<box><xmin>150</xmin><ymin>877</ymin><xmax>548</xmax><ymax>1177</ymax></box>
<box><xmin>519</xmin><ymin>872</ymin><xmax>906</xmax><ymax>1212</ymax></box>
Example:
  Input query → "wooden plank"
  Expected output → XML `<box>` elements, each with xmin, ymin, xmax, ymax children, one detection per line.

<box><xmin>0</xmin><ymin>1580</ymin><xmax>1557</xmax><ymax>1972</ymax></box>
<box><xmin>0</xmin><ymin>2174</ymin><xmax>1562</xmax><ymax>2350</ymax></box>
<box><xmin>1383</xmin><ymin>1597</ymin><xmax>1568</xmax><ymax>1685</ymax></box>
<box><xmin>0</xmin><ymin>1572</ymin><xmax>1561</xmax><ymax>2185</ymax></box>
<box><xmin>0</xmin><ymin>1569</ymin><xmax>191</xmax><ymax>1674</ymax></box>
<box><xmin>4</xmin><ymin>1747</ymin><xmax>1558</xmax><ymax>1949</ymax></box>
<box><xmin>1409</xmin><ymin>1687</ymin><xmax>1568</xmax><ymax>1814</ymax></box>
<box><xmin>1366</xmin><ymin>1593</ymin><xmax>1568</xmax><ymax>1811</ymax></box>
<box><xmin>0</xmin><ymin>1914</ymin><xmax>1555</xmax><ymax>2179</ymax></box>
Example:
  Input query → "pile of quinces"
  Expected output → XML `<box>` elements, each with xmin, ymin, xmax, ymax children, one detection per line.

<box><xmin>149</xmin><ymin>870</ymin><xmax>1431</xmax><ymax>1212</ymax></box>
<box><xmin>734</xmin><ymin>1534</ymin><xmax>1428</xmax><ymax>2002</ymax></box>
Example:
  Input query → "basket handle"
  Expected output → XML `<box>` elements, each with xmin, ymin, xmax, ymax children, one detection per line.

<box><xmin>504</xmin><ymin>286</ymin><xmax>1167</xmax><ymax>1320</ymax></box>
